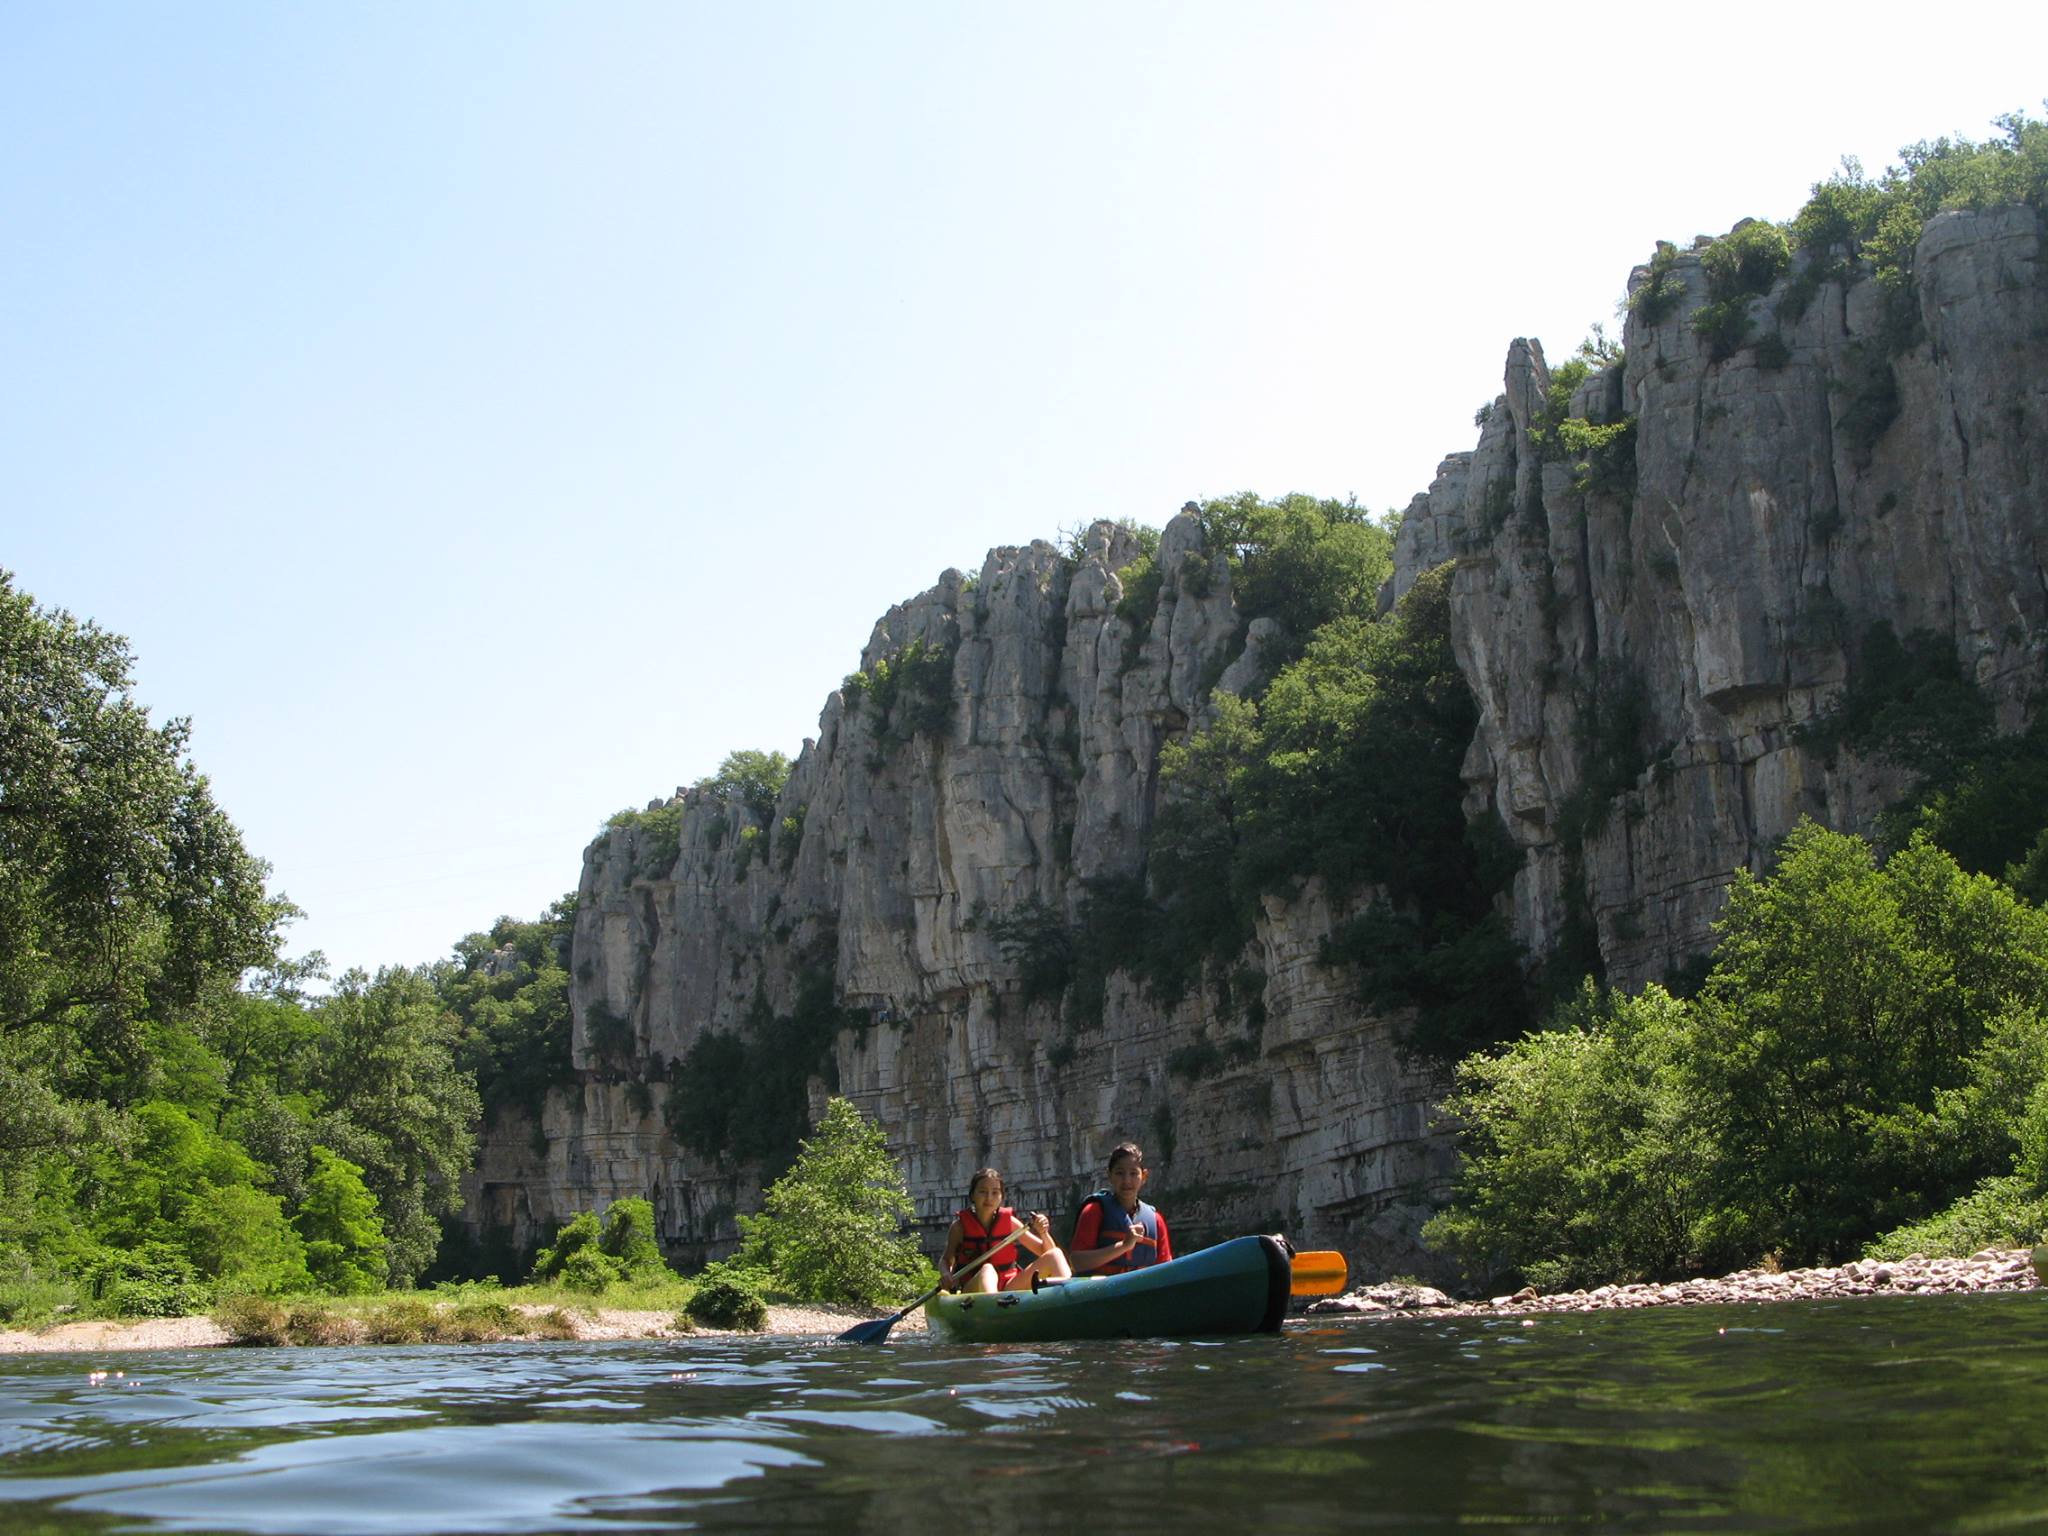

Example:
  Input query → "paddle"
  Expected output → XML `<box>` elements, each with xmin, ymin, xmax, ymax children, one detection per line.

<box><xmin>1289</xmin><ymin>1250</ymin><xmax>1348</xmax><ymax>1297</ymax></box>
<box><xmin>837</xmin><ymin>1221</ymin><xmax>1035</xmax><ymax>1344</ymax></box>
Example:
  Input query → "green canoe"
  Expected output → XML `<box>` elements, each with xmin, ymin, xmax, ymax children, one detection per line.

<box><xmin>923</xmin><ymin>1234</ymin><xmax>1293</xmax><ymax>1343</ymax></box>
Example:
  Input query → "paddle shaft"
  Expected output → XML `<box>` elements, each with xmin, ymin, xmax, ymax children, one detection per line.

<box><xmin>838</xmin><ymin>1216</ymin><xmax>1038</xmax><ymax>1343</ymax></box>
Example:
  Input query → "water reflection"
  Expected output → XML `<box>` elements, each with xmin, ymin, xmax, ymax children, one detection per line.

<box><xmin>0</xmin><ymin>1295</ymin><xmax>2045</xmax><ymax>1533</ymax></box>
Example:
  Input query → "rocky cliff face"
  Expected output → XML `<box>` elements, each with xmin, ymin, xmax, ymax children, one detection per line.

<box><xmin>466</xmin><ymin>205</ymin><xmax>2048</xmax><ymax>1279</ymax></box>
<box><xmin>1395</xmin><ymin>205</ymin><xmax>2047</xmax><ymax>989</ymax></box>
<box><xmin>467</xmin><ymin>514</ymin><xmax>1455</xmax><ymax>1277</ymax></box>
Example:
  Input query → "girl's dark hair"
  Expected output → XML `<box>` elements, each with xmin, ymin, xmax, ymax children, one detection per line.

<box><xmin>966</xmin><ymin>1167</ymin><xmax>1004</xmax><ymax>1201</ymax></box>
<box><xmin>1106</xmin><ymin>1141</ymin><xmax>1145</xmax><ymax>1170</ymax></box>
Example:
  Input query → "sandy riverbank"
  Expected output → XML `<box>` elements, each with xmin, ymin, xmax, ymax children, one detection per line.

<box><xmin>1308</xmin><ymin>1247</ymin><xmax>2044</xmax><ymax>1320</ymax></box>
<box><xmin>0</xmin><ymin>1299</ymin><xmax>925</xmax><ymax>1356</ymax></box>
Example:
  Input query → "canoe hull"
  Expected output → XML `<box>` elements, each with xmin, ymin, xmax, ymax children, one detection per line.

<box><xmin>923</xmin><ymin>1234</ymin><xmax>1292</xmax><ymax>1343</ymax></box>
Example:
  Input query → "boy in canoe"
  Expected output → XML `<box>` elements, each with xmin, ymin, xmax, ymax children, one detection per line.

<box><xmin>1068</xmin><ymin>1141</ymin><xmax>1173</xmax><ymax>1274</ymax></box>
<box><xmin>939</xmin><ymin>1168</ymin><xmax>1074</xmax><ymax>1292</ymax></box>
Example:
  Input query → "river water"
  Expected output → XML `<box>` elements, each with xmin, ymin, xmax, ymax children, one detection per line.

<box><xmin>3</xmin><ymin>1292</ymin><xmax>2046</xmax><ymax>1534</ymax></box>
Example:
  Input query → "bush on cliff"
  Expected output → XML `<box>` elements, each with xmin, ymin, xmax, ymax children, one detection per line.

<box><xmin>730</xmin><ymin>1098</ymin><xmax>930</xmax><ymax>1307</ymax></box>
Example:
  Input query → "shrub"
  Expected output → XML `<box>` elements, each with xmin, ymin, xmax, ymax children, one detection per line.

<box><xmin>1864</xmin><ymin>1175</ymin><xmax>2048</xmax><ymax>1260</ymax></box>
<box><xmin>732</xmin><ymin>1098</ymin><xmax>930</xmax><ymax>1307</ymax></box>
<box><xmin>685</xmin><ymin>1270</ymin><xmax>769</xmax><ymax>1331</ymax></box>
<box><xmin>1700</xmin><ymin>221</ymin><xmax>1792</xmax><ymax>306</ymax></box>
<box><xmin>1627</xmin><ymin>241</ymin><xmax>1683</xmax><ymax>326</ymax></box>
<box><xmin>88</xmin><ymin>1244</ymin><xmax>210</xmax><ymax>1319</ymax></box>
<box><xmin>0</xmin><ymin>1250</ymin><xmax>75</xmax><ymax>1327</ymax></box>
<box><xmin>605</xmin><ymin>800</ymin><xmax>684</xmax><ymax>876</ymax></box>
<box><xmin>695</xmin><ymin>749</ymin><xmax>791</xmax><ymax>825</ymax></box>
<box><xmin>1423</xmin><ymin>981</ymin><xmax>1727</xmax><ymax>1290</ymax></box>
<box><xmin>214</xmin><ymin>1294</ymin><xmax>291</xmax><ymax>1346</ymax></box>
<box><xmin>362</xmin><ymin>1298</ymin><xmax>437</xmax><ymax>1344</ymax></box>
<box><xmin>286</xmin><ymin>1302</ymin><xmax>355</xmax><ymax>1346</ymax></box>
<box><xmin>1691</xmin><ymin>299</ymin><xmax>1752</xmax><ymax>363</ymax></box>
<box><xmin>560</xmin><ymin>1247</ymin><xmax>624</xmax><ymax>1294</ymax></box>
<box><xmin>843</xmin><ymin>638</ymin><xmax>957</xmax><ymax>743</ymax></box>
<box><xmin>530</xmin><ymin>1211</ymin><xmax>602</xmax><ymax>1282</ymax></box>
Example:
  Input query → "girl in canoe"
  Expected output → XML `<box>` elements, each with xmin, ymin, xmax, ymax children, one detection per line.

<box><xmin>940</xmin><ymin>1168</ymin><xmax>1073</xmax><ymax>1292</ymax></box>
<box><xmin>1069</xmin><ymin>1140</ymin><xmax>1173</xmax><ymax>1274</ymax></box>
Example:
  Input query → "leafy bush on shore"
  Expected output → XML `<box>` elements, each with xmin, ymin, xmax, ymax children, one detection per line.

<box><xmin>729</xmin><ymin>1099</ymin><xmax>930</xmax><ymax>1307</ymax></box>
<box><xmin>1428</xmin><ymin>824</ymin><xmax>2048</xmax><ymax>1288</ymax></box>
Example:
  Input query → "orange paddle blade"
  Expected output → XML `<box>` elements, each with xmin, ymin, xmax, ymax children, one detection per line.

<box><xmin>1289</xmin><ymin>1250</ymin><xmax>1348</xmax><ymax>1296</ymax></box>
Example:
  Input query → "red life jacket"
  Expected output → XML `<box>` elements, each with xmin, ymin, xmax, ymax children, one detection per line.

<box><xmin>956</xmin><ymin>1205</ymin><xmax>1025</xmax><ymax>1284</ymax></box>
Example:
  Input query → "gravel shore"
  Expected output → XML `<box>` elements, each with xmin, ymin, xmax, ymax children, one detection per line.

<box><xmin>0</xmin><ymin>1299</ymin><xmax>924</xmax><ymax>1356</ymax></box>
<box><xmin>1307</xmin><ymin>1248</ymin><xmax>2044</xmax><ymax>1320</ymax></box>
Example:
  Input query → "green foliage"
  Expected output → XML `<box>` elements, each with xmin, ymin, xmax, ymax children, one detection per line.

<box><xmin>1627</xmin><ymin>241</ymin><xmax>1683</xmax><ymax>326</ymax></box>
<box><xmin>440</xmin><ymin>899</ymin><xmax>576</xmax><ymax>1130</ymax></box>
<box><xmin>697</xmin><ymin>749</ymin><xmax>792</xmax><ymax>825</ymax></box>
<box><xmin>1832</xmin><ymin>343</ymin><xmax>1902</xmax><ymax>463</ymax></box>
<box><xmin>1431</xmin><ymin>823</ymin><xmax>2048</xmax><ymax>1289</ymax></box>
<box><xmin>666</xmin><ymin>966</ymin><xmax>860</xmax><ymax>1170</ymax></box>
<box><xmin>983</xmin><ymin>900</ymin><xmax>1077</xmax><ymax>1007</ymax></box>
<box><xmin>530</xmin><ymin>1209</ymin><xmax>601</xmax><ymax>1282</ymax></box>
<box><xmin>731</xmin><ymin>1098</ymin><xmax>929</xmax><ymax>1307</ymax></box>
<box><xmin>1555</xmin><ymin>416</ymin><xmax>1638</xmax><ymax>497</ymax></box>
<box><xmin>684</xmin><ymin>1263</ymin><xmax>769</xmax><ymax>1330</ymax></box>
<box><xmin>1529</xmin><ymin>335</ymin><xmax>1634</xmax><ymax>493</ymax></box>
<box><xmin>530</xmin><ymin>1196</ymin><xmax>672</xmax><ymax>1293</ymax></box>
<box><xmin>308</xmin><ymin>967</ymin><xmax>479</xmax><ymax>1286</ymax></box>
<box><xmin>560</xmin><ymin>1247</ymin><xmax>625</xmax><ymax>1293</ymax></box>
<box><xmin>843</xmin><ymin>638</ymin><xmax>957</xmax><ymax>744</ymax></box>
<box><xmin>87</xmin><ymin>1242</ymin><xmax>211</xmax><ymax>1319</ymax></box>
<box><xmin>1690</xmin><ymin>299</ymin><xmax>1753</xmax><ymax>363</ymax></box>
<box><xmin>1424</xmin><ymin>982</ymin><xmax>1727</xmax><ymax>1290</ymax></box>
<box><xmin>1692</xmin><ymin>827</ymin><xmax>2048</xmax><ymax>1262</ymax></box>
<box><xmin>294</xmin><ymin>1146</ymin><xmax>388</xmax><ymax>1295</ymax></box>
<box><xmin>1114</xmin><ymin>552</ymin><xmax>1164</xmax><ymax>636</ymax></box>
<box><xmin>1863</xmin><ymin>1175</ymin><xmax>2048</xmax><ymax>1260</ymax></box>
<box><xmin>1192</xmin><ymin>493</ymin><xmax>1393</xmax><ymax>672</ymax></box>
<box><xmin>996</xmin><ymin>561</ymin><xmax>1522</xmax><ymax>1058</ymax></box>
<box><xmin>605</xmin><ymin>800</ymin><xmax>685</xmax><ymax>876</ymax></box>
<box><xmin>1786</xmin><ymin>114</ymin><xmax>2048</xmax><ymax>358</ymax></box>
<box><xmin>1700</xmin><ymin>221</ymin><xmax>1792</xmax><ymax>306</ymax></box>
<box><xmin>0</xmin><ymin>574</ymin><xmax>489</xmax><ymax>1307</ymax></box>
<box><xmin>1800</xmin><ymin>622</ymin><xmax>2048</xmax><ymax>887</ymax></box>
<box><xmin>87</xmin><ymin>1101</ymin><xmax>313</xmax><ymax>1299</ymax></box>
<box><xmin>0</xmin><ymin>573</ymin><xmax>292</xmax><ymax>1110</ymax></box>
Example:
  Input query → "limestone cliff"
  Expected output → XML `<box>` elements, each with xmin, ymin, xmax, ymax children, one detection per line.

<box><xmin>1398</xmin><ymin>206</ymin><xmax>2047</xmax><ymax>988</ymax></box>
<box><xmin>467</xmin><ymin>514</ymin><xmax>1453</xmax><ymax>1277</ymax></box>
<box><xmin>465</xmin><ymin>204</ymin><xmax>2048</xmax><ymax>1281</ymax></box>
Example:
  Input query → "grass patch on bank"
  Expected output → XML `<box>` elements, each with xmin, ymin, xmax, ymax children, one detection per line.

<box><xmin>206</xmin><ymin>1270</ymin><xmax>797</xmax><ymax>1346</ymax></box>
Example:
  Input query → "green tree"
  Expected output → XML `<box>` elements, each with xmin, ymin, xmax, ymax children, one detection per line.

<box><xmin>697</xmin><ymin>750</ymin><xmax>793</xmax><ymax>824</ymax></box>
<box><xmin>309</xmin><ymin>968</ymin><xmax>480</xmax><ymax>1285</ymax></box>
<box><xmin>1692</xmin><ymin>825</ymin><xmax>2048</xmax><ymax>1261</ymax></box>
<box><xmin>87</xmin><ymin>1101</ymin><xmax>312</xmax><ymax>1297</ymax></box>
<box><xmin>294</xmin><ymin>1146</ymin><xmax>388</xmax><ymax>1295</ymax></box>
<box><xmin>733</xmin><ymin>1098</ymin><xmax>928</xmax><ymax>1306</ymax></box>
<box><xmin>0</xmin><ymin>571</ymin><xmax>289</xmax><ymax>1112</ymax></box>
<box><xmin>1423</xmin><ymin>982</ymin><xmax>1726</xmax><ymax>1290</ymax></box>
<box><xmin>439</xmin><ymin>900</ymin><xmax>577</xmax><ymax>1129</ymax></box>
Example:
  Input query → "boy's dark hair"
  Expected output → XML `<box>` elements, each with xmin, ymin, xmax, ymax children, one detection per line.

<box><xmin>1106</xmin><ymin>1142</ymin><xmax>1145</xmax><ymax>1170</ymax></box>
<box><xmin>966</xmin><ymin>1167</ymin><xmax>1004</xmax><ymax>1201</ymax></box>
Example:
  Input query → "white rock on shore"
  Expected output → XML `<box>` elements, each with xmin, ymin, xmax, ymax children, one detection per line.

<box><xmin>1307</xmin><ymin>1249</ymin><xmax>2043</xmax><ymax>1319</ymax></box>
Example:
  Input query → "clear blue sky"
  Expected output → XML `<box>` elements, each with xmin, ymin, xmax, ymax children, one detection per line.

<box><xmin>6</xmin><ymin>4</ymin><xmax>2044</xmax><ymax>979</ymax></box>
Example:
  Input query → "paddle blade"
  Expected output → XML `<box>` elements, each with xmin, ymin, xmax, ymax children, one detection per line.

<box><xmin>836</xmin><ymin>1315</ymin><xmax>898</xmax><ymax>1344</ymax></box>
<box><xmin>1290</xmin><ymin>1250</ymin><xmax>1349</xmax><ymax>1296</ymax></box>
